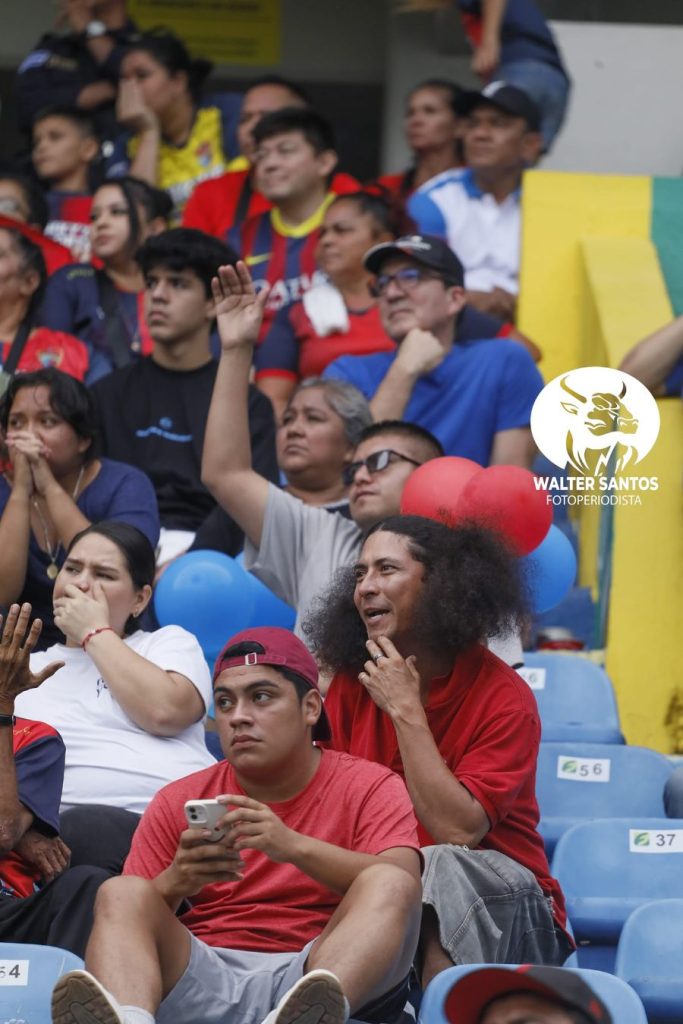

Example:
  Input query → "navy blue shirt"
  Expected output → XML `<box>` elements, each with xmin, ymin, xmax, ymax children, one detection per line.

<box><xmin>0</xmin><ymin>458</ymin><xmax>160</xmax><ymax>650</ymax></box>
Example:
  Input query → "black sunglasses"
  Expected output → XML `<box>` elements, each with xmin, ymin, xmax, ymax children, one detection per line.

<box><xmin>343</xmin><ymin>448</ymin><xmax>422</xmax><ymax>487</ymax></box>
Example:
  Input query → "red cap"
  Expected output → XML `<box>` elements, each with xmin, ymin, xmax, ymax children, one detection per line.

<box><xmin>213</xmin><ymin>627</ymin><xmax>331</xmax><ymax>741</ymax></box>
<box><xmin>444</xmin><ymin>965</ymin><xmax>612</xmax><ymax>1024</ymax></box>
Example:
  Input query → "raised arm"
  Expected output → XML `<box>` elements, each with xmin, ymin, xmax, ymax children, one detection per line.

<box><xmin>471</xmin><ymin>0</ymin><xmax>505</xmax><ymax>78</ymax></box>
<box><xmin>116</xmin><ymin>79</ymin><xmax>161</xmax><ymax>188</ymax></box>
<box><xmin>201</xmin><ymin>262</ymin><xmax>272</xmax><ymax>548</ymax></box>
<box><xmin>367</xmin><ymin>328</ymin><xmax>446</xmax><ymax>422</ymax></box>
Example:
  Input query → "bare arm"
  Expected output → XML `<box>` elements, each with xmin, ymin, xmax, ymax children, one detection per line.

<box><xmin>360</xmin><ymin>638</ymin><xmax>490</xmax><ymax>847</ymax></box>
<box><xmin>368</xmin><ymin>328</ymin><xmax>447</xmax><ymax>422</ymax></box>
<box><xmin>256</xmin><ymin>375</ymin><xmax>296</xmax><ymax>425</ymax></box>
<box><xmin>619</xmin><ymin>315</ymin><xmax>683</xmax><ymax>395</ymax></box>
<box><xmin>489</xmin><ymin>427</ymin><xmax>536</xmax><ymax>468</ymax></box>
<box><xmin>0</xmin><ymin>605</ymin><xmax>64</xmax><ymax>855</ymax></box>
<box><xmin>472</xmin><ymin>0</ymin><xmax>506</xmax><ymax>78</ymax></box>
<box><xmin>201</xmin><ymin>262</ymin><xmax>272</xmax><ymax>549</ymax></box>
<box><xmin>116</xmin><ymin>79</ymin><xmax>161</xmax><ymax>188</ymax></box>
<box><xmin>0</xmin><ymin>452</ymin><xmax>33</xmax><ymax>607</ymax></box>
<box><xmin>52</xmin><ymin>583</ymin><xmax>205</xmax><ymax>736</ymax></box>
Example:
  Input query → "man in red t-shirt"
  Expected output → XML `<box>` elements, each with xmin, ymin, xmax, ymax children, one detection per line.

<box><xmin>53</xmin><ymin>627</ymin><xmax>421</xmax><ymax>1024</ymax></box>
<box><xmin>306</xmin><ymin>515</ymin><xmax>574</xmax><ymax>984</ymax></box>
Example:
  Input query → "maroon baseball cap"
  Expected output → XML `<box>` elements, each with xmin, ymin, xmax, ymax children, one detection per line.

<box><xmin>212</xmin><ymin>627</ymin><xmax>331</xmax><ymax>741</ymax></box>
<box><xmin>444</xmin><ymin>966</ymin><xmax>612</xmax><ymax>1024</ymax></box>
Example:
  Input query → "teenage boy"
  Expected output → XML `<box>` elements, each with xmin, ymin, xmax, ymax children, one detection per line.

<box><xmin>51</xmin><ymin>627</ymin><xmax>421</xmax><ymax>1024</ymax></box>
<box><xmin>228</xmin><ymin>109</ymin><xmax>356</xmax><ymax>355</ymax></box>
<box><xmin>32</xmin><ymin>106</ymin><xmax>100</xmax><ymax>261</ymax></box>
<box><xmin>90</xmin><ymin>229</ymin><xmax>277</xmax><ymax>565</ymax></box>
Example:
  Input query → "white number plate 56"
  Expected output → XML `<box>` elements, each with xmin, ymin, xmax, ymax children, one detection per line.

<box><xmin>556</xmin><ymin>756</ymin><xmax>611</xmax><ymax>782</ymax></box>
<box><xmin>0</xmin><ymin>960</ymin><xmax>29</xmax><ymax>985</ymax></box>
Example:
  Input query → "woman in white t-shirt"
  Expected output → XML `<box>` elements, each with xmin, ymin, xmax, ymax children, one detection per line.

<box><xmin>15</xmin><ymin>520</ymin><xmax>215</xmax><ymax>870</ymax></box>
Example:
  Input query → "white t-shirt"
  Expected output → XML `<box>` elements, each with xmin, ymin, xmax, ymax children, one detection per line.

<box><xmin>16</xmin><ymin>626</ymin><xmax>215</xmax><ymax>814</ymax></box>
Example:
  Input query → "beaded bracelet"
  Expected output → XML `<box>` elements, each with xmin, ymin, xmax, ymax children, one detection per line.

<box><xmin>81</xmin><ymin>626</ymin><xmax>116</xmax><ymax>649</ymax></box>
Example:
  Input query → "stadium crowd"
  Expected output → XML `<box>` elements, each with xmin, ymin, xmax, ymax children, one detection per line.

<box><xmin>0</xmin><ymin>2</ymin><xmax>680</xmax><ymax>1024</ymax></box>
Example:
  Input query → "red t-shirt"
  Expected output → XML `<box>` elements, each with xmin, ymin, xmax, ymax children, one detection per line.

<box><xmin>2</xmin><ymin>327</ymin><xmax>90</xmax><ymax>382</ymax></box>
<box><xmin>123</xmin><ymin>748</ymin><xmax>419</xmax><ymax>953</ymax></box>
<box><xmin>254</xmin><ymin>303</ymin><xmax>396</xmax><ymax>383</ymax></box>
<box><xmin>324</xmin><ymin>644</ymin><xmax>567</xmax><ymax>929</ymax></box>
<box><xmin>183</xmin><ymin>169</ymin><xmax>360</xmax><ymax>241</ymax></box>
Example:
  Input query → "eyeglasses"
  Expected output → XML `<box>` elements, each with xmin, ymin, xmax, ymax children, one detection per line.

<box><xmin>343</xmin><ymin>448</ymin><xmax>422</xmax><ymax>486</ymax></box>
<box><xmin>370</xmin><ymin>266</ymin><xmax>440</xmax><ymax>298</ymax></box>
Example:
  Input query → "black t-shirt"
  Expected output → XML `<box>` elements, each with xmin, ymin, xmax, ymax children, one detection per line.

<box><xmin>90</xmin><ymin>357</ymin><xmax>278</xmax><ymax>550</ymax></box>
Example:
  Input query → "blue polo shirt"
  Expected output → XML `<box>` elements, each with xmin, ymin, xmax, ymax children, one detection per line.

<box><xmin>323</xmin><ymin>338</ymin><xmax>543</xmax><ymax>465</ymax></box>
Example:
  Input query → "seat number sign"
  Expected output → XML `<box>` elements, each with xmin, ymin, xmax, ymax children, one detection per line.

<box><xmin>0</xmin><ymin>960</ymin><xmax>29</xmax><ymax>985</ymax></box>
<box><xmin>629</xmin><ymin>829</ymin><xmax>683</xmax><ymax>853</ymax></box>
<box><xmin>556</xmin><ymin>756</ymin><xmax>610</xmax><ymax>782</ymax></box>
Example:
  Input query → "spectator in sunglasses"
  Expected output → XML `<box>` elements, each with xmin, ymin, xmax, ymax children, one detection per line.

<box><xmin>200</xmin><ymin>260</ymin><xmax>525</xmax><ymax>673</ymax></box>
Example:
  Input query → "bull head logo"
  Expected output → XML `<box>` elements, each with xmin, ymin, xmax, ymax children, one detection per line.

<box><xmin>560</xmin><ymin>375</ymin><xmax>640</xmax><ymax>475</ymax></box>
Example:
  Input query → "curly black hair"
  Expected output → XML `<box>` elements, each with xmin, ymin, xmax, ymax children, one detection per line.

<box><xmin>303</xmin><ymin>515</ymin><xmax>528</xmax><ymax>674</ymax></box>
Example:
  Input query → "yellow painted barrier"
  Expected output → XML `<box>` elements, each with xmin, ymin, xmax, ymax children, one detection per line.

<box><xmin>520</xmin><ymin>172</ymin><xmax>683</xmax><ymax>751</ymax></box>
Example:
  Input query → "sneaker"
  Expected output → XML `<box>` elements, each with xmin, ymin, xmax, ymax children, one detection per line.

<box><xmin>52</xmin><ymin>970</ymin><xmax>124</xmax><ymax>1024</ymax></box>
<box><xmin>263</xmin><ymin>969</ymin><xmax>347</xmax><ymax>1024</ymax></box>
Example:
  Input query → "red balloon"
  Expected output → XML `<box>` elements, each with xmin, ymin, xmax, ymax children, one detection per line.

<box><xmin>400</xmin><ymin>456</ymin><xmax>483</xmax><ymax>523</ymax></box>
<box><xmin>456</xmin><ymin>465</ymin><xmax>552</xmax><ymax>555</ymax></box>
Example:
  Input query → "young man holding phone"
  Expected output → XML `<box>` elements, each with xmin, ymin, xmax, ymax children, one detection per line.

<box><xmin>51</xmin><ymin>627</ymin><xmax>421</xmax><ymax>1024</ymax></box>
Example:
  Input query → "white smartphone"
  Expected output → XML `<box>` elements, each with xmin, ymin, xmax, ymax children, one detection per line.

<box><xmin>184</xmin><ymin>799</ymin><xmax>227</xmax><ymax>842</ymax></box>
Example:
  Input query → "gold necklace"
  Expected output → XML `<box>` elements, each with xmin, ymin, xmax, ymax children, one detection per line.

<box><xmin>33</xmin><ymin>465</ymin><xmax>86</xmax><ymax>580</ymax></box>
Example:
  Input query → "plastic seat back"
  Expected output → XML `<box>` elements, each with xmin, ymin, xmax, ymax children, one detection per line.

<box><xmin>520</xmin><ymin>653</ymin><xmax>623</xmax><ymax>743</ymax></box>
<box><xmin>418</xmin><ymin>963</ymin><xmax>647</xmax><ymax>1024</ymax></box>
<box><xmin>551</xmin><ymin>818</ymin><xmax>683</xmax><ymax>970</ymax></box>
<box><xmin>0</xmin><ymin>942</ymin><xmax>83</xmax><ymax>1024</ymax></box>
<box><xmin>615</xmin><ymin>899</ymin><xmax>683</xmax><ymax>1022</ymax></box>
<box><xmin>536</xmin><ymin>742</ymin><xmax>672</xmax><ymax>856</ymax></box>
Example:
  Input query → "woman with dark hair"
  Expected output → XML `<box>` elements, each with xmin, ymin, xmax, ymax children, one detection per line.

<box><xmin>14</xmin><ymin>522</ymin><xmax>215</xmax><ymax>869</ymax></box>
<box><xmin>115</xmin><ymin>30</ymin><xmax>241</xmax><ymax>223</ymax></box>
<box><xmin>305</xmin><ymin>515</ymin><xmax>572</xmax><ymax>974</ymax></box>
<box><xmin>254</xmin><ymin>190</ymin><xmax>406</xmax><ymax>418</ymax></box>
<box><xmin>375</xmin><ymin>80</ymin><xmax>465</xmax><ymax>200</ymax></box>
<box><xmin>39</xmin><ymin>176</ymin><xmax>171</xmax><ymax>381</ymax></box>
<box><xmin>0</xmin><ymin>369</ymin><xmax>159</xmax><ymax>648</ymax></box>
<box><xmin>0</xmin><ymin>223</ymin><xmax>91</xmax><ymax>380</ymax></box>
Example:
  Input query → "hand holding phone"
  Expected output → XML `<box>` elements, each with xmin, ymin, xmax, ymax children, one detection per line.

<box><xmin>184</xmin><ymin>799</ymin><xmax>228</xmax><ymax>842</ymax></box>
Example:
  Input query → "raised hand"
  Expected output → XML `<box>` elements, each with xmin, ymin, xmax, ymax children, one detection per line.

<box><xmin>211</xmin><ymin>261</ymin><xmax>270</xmax><ymax>349</ymax></box>
<box><xmin>116</xmin><ymin>78</ymin><xmax>158</xmax><ymax>134</ymax></box>
<box><xmin>0</xmin><ymin>604</ymin><xmax>64</xmax><ymax>712</ymax></box>
<box><xmin>359</xmin><ymin>635</ymin><xmax>424</xmax><ymax>719</ymax></box>
<box><xmin>53</xmin><ymin>581</ymin><xmax>111</xmax><ymax>648</ymax></box>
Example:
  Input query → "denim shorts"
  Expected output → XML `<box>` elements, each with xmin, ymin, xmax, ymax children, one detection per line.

<box><xmin>499</xmin><ymin>59</ymin><xmax>571</xmax><ymax>151</ymax></box>
<box><xmin>421</xmin><ymin>844</ymin><xmax>573</xmax><ymax>966</ymax></box>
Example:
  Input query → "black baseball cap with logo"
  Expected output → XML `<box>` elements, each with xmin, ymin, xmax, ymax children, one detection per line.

<box><xmin>363</xmin><ymin>234</ymin><xmax>464</xmax><ymax>286</ymax></box>
<box><xmin>456</xmin><ymin>80</ymin><xmax>542</xmax><ymax>132</ymax></box>
<box><xmin>443</xmin><ymin>965</ymin><xmax>613</xmax><ymax>1024</ymax></box>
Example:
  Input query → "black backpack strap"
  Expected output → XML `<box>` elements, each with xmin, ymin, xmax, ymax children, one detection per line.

<box><xmin>3</xmin><ymin>319</ymin><xmax>32</xmax><ymax>377</ymax></box>
<box><xmin>95</xmin><ymin>269</ymin><xmax>134</xmax><ymax>369</ymax></box>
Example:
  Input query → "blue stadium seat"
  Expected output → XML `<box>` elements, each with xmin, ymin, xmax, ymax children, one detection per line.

<box><xmin>519</xmin><ymin>653</ymin><xmax>623</xmax><ymax>743</ymax></box>
<box><xmin>536</xmin><ymin>742</ymin><xmax>673</xmax><ymax>856</ymax></box>
<box><xmin>615</xmin><ymin>899</ymin><xmax>683</xmax><ymax>1022</ymax></box>
<box><xmin>204</xmin><ymin>729</ymin><xmax>223</xmax><ymax>760</ymax></box>
<box><xmin>0</xmin><ymin>942</ymin><xmax>83</xmax><ymax>1024</ymax></box>
<box><xmin>551</xmin><ymin>818</ymin><xmax>683</xmax><ymax>971</ymax></box>
<box><xmin>417</xmin><ymin>963</ymin><xmax>647</xmax><ymax>1023</ymax></box>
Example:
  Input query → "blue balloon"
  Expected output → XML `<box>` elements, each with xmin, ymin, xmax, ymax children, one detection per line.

<box><xmin>235</xmin><ymin>552</ymin><xmax>296</xmax><ymax>630</ymax></box>
<box><xmin>522</xmin><ymin>525</ymin><xmax>577</xmax><ymax>614</ymax></box>
<box><xmin>154</xmin><ymin>551</ymin><xmax>257</xmax><ymax>663</ymax></box>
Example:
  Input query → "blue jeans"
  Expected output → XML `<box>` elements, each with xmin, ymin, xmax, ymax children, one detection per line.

<box><xmin>421</xmin><ymin>845</ymin><xmax>572</xmax><ymax>965</ymax></box>
<box><xmin>499</xmin><ymin>59</ymin><xmax>571</xmax><ymax>152</ymax></box>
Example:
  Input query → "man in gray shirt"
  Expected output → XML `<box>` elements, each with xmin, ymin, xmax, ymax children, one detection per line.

<box><xmin>201</xmin><ymin>260</ymin><xmax>522</xmax><ymax>666</ymax></box>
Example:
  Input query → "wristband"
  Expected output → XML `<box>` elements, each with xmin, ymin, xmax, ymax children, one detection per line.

<box><xmin>0</xmin><ymin>713</ymin><xmax>16</xmax><ymax>727</ymax></box>
<box><xmin>81</xmin><ymin>626</ymin><xmax>116</xmax><ymax>649</ymax></box>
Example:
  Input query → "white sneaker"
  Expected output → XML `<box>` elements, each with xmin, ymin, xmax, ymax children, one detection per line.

<box><xmin>263</xmin><ymin>969</ymin><xmax>347</xmax><ymax>1024</ymax></box>
<box><xmin>52</xmin><ymin>970</ymin><xmax>124</xmax><ymax>1024</ymax></box>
